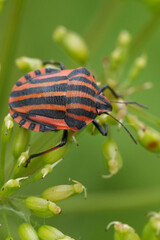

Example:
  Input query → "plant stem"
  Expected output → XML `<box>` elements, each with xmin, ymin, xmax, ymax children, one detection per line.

<box><xmin>85</xmin><ymin>0</ymin><xmax>122</xmax><ymax>54</ymax></box>
<box><xmin>0</xmin><ymin>0</ymin><xmax>25</xmax><ymax>126</ymax></box>
<box><xmin>2</xmin><ymin>209</ymin><xmax>11</xmax><ymax>236</ymax></box>
<box><xmin>130</xmin><ymin>14</ymin><xmax>160</xmax><ymax>56</ymax></box>
<box><xmin>60</xmin><ymin>187</ymin><xmax>160</xmax><ymax>214</ymax></box>
<box><xmin>0</xmin><ymin>143</ymin><xmax>6</xmax><ymax>185</ymax></box>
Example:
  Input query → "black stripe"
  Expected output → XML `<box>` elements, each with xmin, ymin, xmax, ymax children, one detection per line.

<box><xmin>68</xmin><ymin>68</ymin><xmax>90</xmax><ymax>78</ymax></box>
<box><xmin>12</xmin><ymin>112</ymin><xmax>18</xmax><ymax>119</ymax></box>
<box><xmin>29</xmin><ymin>123</ymin><xmax>36</xmax><ymax>130</ymax></box>
<box><xmin>67</xmin><ymin>108</ymin><xmax>97</xmax><ymax>119</ymax></box>
<box><xmin>39</xmin><ymin>124</ymin><xmax>56</xmax><ymax>132</ymax></box>
<box><xmin>65</xmin><ymin>115</ymin><xmax>86</xmax><ymax>130</ymax></box>
<box><xmin>24</xmin><ymin>73</ymin><xmax>31</xmax><ymax>80</ymax></box>
<box><xmin>16</xmin><ymin>81</ymin><xmax>22</xmax><ymax>87</ymax></box>
<box><xmin>35</xmin><ymin>70</ymin><xmax>41</xmax><ymax>75</ymax></box>
<box><xmin>29</xmin><ymin>75</ymin><xmax>67</xmax><ymax>84</ymax></box>
<box><xmin>68</xmin><ymin>84</ymin><xmax>96</xmax><ymax>96</ymax></box>
<box><xmin>29</xmin><ymin>109</ymin><xmax>65</xmax><ymax>119</ymax></box>
<box><xmin>67</xmin><ymin>97</ymin><xmax>96</xmax><ymax>107</ymax></box>
<box><xmin>10</xmin><ymin>83</ymin><xmax>68</xmax><ymax>97</ymax></box>
<box><xmin>69</xmin><ymin>76</ymin><xmax>98</xmax><ymax>91</ymax></box>
<box><xmin>10</xmin><ymin>96</ymin><xmax>66</xmax><ymax>108</ymax></box>
<box><xmin>19</xmin><ymin>119</ymin><xmax>26</xmax><ymax>126</ymax></box>
<box><xmin>45</xmin><ymin>68</ymin><xmax>60</xmax><ymax>74</ymax></box>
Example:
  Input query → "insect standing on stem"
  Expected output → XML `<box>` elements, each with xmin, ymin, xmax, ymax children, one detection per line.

<box><xmin>9</xmin><ymin>61</ymin><xmax>136</xmax><ymax>167</ymax></box>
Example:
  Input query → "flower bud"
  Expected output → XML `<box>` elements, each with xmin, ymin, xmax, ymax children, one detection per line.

<box><xmin>102</xmin><ymin>139</ymin><xmax>123</xmax><ymax>178</ymax></box>
<box><xmin>42</xmin><ymin>180</ymin><xmax>86</xmax><ymax>202</ymax></box>
<box><xmin>33</xmin><ymin>158</ymin><xmax>63</xmax><ymax>181</ymax></box>
<box><xmin>127</xmin><ymin>115</ymin><xmax>160</xmax><ymax>153</ymax></box>
<box><xmin>53</xmin><ymin>26</ymin><xmax>89</xmax><ymax>64</ymax></box>
<box><xmin>1</xmin><ymin>113</ymin><xmax>14</xmax><ymax>144</ymax></box>
<box><xmin>18</xmin><ymin>223</ymin><xmax>39</xmax><ymax>240</ymax></box>
<box><xmin>16</xmin><ymin>57</ymin><xmax>43</xmax><ymax>72</ymax></box>
<box><xmin>107</xmin><ymin>221</ymin><xmax>140</xmax><ymax>240</ymax></box>
<box><xmin>25</xmin><ymin>196</ymin><xmax>61</xmax><ymax>218</ymax></box>
<box><xmin>0</xmin><ymin>177</ymin><xmax>28</xmax><ymax>197</ymax></box>
<box><xmin>12</xmin><ymin>127</ymin><xmax>30</xmax><ymax>159</ymax></box>
<box><xmin>142</xmin><ymin>212</ymin><xmax>160</xmax><ymax>240</ymax></box>
<box><xmin>117</xmin><ymin>30</ymin><xmax>132</xmax><ymax>47</ymax></box>
<box><xmin>41</xmin><ymin>141</ymin><xmax>70</xmax><ymax>164</ymax></box>
<box><xmin>38</xmin><ymin>225</ymin><xmax>75</xmax><ymax>240</ymax></box>
<box><xmin>129</xmin><ymin>54</ymin><xmax>147</xmax><ymax>82</ymax></box>
<box><xmin>5</xmin><ymin>237</ymin><xmax>14</xmax><ymax>240</ymax></box>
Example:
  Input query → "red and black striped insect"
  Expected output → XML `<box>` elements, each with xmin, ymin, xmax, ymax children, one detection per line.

<box><xmin>9</xmin><ymin>61</ymin><xmax>136</xmax><ymax>166</ymax></box>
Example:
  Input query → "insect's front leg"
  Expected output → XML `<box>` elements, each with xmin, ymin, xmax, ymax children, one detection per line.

<box><xmin>99</xmin><ymin>84</ymin><xmax>120</xmax><ymax>98</ymax></box>
<box><xmin>92</xmin><ymin>120</ymin><xmax>108</xmax><ymax>136</ymax></box>
<box><xmin>42</xmin><ymin>60</ymin><xmax>65</xmax><ymax>70</ymax></box>
<box><xmin>25</xmin><ymin>130</ymin><xmax>68</xmax><ymax>167</ymax></box>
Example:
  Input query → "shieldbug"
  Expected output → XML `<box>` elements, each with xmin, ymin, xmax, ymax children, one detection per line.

<box><xmin>9</xmin><ymin>61</ymin><xmax>136</xmax><ymax>166</ymax></box>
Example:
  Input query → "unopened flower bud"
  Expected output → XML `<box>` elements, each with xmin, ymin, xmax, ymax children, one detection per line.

<box><xmin>129</xmin><ymin>54</ymin><xmax>147</xmax><ymax>82</ymax></box>
<box><xmin>33</xmin><ymin>159</ymin><xmax>63</xmax><ymax>181</ymax></box>
<box><xmin>127</xmin><ymin>115</ymin><xmax>160</xmax><ymax>153</ymax></box>
<box><xmin>102</xmin><ymin>139</ymin><xmax>123</xmax><ymax>178</ymax></box>
<box><xmin>0</xmin><ymin>177</ymin><xmax>28</xmax><ymax>197</ymax></box>
<box><xmin>18</xmin><ymin>223</ymin><xmax>39</xmax><ymax>240</ymax></box>
<box><xmin>42</xmin><ymin>180</ymin><xmax>86</xmax><ymax>202</ymax></box>
<box><xmin>42</xmin><ymin>141</ymin><xmax>70</xmax><ymax>164</ymax></box>
<box><xmin>25</xmin><ymin>196</ymin><xmax>61</xmax><ymax>218</ymax></box>
<box><xmin>5</xmin><ymin>237</ymin><xmax>14</xmax><ymax>240</ymax></box>
<box><xmin>16</xmin><ymin>57</ymin><xmax>42</xmax><ymax>72</ymax></box>
<box><xmin>53</xmin><ymin>26</ymin><xmax>89</xmax><ymax>64</ymax></box>
<box><xmin>107</xmin><ymin>221</ymin><xmax>140</xmax><ymax>240</ymax></box>
<box><xmin>1</xmin><ymin>113</ymin><xmax>14</xmax><ymax>144</ymax></box>
<box><xmin>12</xmin><ymin>127</ymin><xmax>30</xmax><ymax>159</ymax></box>
<box><xmin>142</xmin><ymin>212</ymin><xmax>160</xmax><ymax>240</ymax></box>
<box><xmin>117</xmin><ymin>30</ymin><xmax>132</xmax><ymax>47</ymax></box>
<box><xmin>38</xmin><ymin>225</ymin><xmax>75</xmax><ymax>240</ymax></box>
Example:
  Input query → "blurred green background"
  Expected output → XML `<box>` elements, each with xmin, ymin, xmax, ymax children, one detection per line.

<box><xmin>0</xmin><ymin>0</ymin><xmax>160</xmax><ymax>239</ymax></box>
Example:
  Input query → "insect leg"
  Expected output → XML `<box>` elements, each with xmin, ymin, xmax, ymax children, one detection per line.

<box><xmin>42</xmin><ymin>60</ymin><xmax>65</xmax><ymax>70</ymax></box>
<box><xmin>92</xmin><ymin>120</ymin><xmax>108</xmax><ymax>136</ymax></box>
<box><xmin>25</xmin><ymin>130</ymin><xmax>68</xmax><ymax>167</ymax></box>
<box><xmin>99</xmin><ymin>84</ymin><xmax>119</xmax><ymax>98</ymax></box>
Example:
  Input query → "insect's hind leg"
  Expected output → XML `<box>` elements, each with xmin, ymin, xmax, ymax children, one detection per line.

<box><xmin>99</xmin><ymin>84</ymin><xmax>119</xmax><ymax>98</ymax></box>
<box><xmin>92</xmin><ymin>120</ymin><xmax>108</xmax><ymax>136</ymax></box>
<box><xmin>25</xmin><ymin>130</ymin><xmax>68</xmax><ymax>167</ymax></box>
<box><xmin>42</xmin><ymin>60</ymin><xmax>65</xmax><ymax>70</ymax></box>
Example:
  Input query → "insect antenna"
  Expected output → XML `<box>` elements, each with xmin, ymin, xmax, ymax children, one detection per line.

<box><xmin>105</xmin><ymin>112</ymin><xmax>137</xmax><ymax>144</ymax></box>
<box><xmin>110</xmin><ymin>100</ymin><xmax>148</xmax><ymax>109</ymax></box>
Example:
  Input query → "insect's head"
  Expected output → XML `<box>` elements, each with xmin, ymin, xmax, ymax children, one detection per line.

<box><xmin>96</xmin><ymin>92</ymin><xmax>112</xmax><ymax>115</ymax></box>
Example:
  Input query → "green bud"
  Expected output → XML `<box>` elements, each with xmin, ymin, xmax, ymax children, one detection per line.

<box><xmin>117</xmin><ymin>30</ymin><xmax>132</xmax><ymax>47</ymax></box>
<box><xmin>142</xmin><ymin>212</ymin><xmax>160</xmax><ymax>240</ymax></box>
<box><xmin>102</xmin><ymin>139</ymin><xmax>123</xmax><ymax>178</ymax></box>
<box><xmin>18</xmin><ymin>223</ymin><xmax>39</xmax><ymax>240</ymax></box>
<box><xmin>16</xmin><ymin>57</ymin><xmax>43</xmax><ymax>72</ymax></box>
<box><xmin>129</xmin><ymin>53</ymin><xmax>147</xmax><ymax>82</ymax></box>
<box><xmin>33</xmin><ymin>159</ymin><xmax>63</xmax><ymax>181</ymax></box>
<box><xmin>53</xmin><ymin>26</ymin><xmax>89</xmax><ymax>64</ymax></box>
<box><xmin>5</xmin><ymin>237</ymin><xmax>14</xmax><ymax>240</ymax></box>
<box><xmin>0</xmin><ymin>177</ymin><xmax>28</xmax><ymax>197</ymax></box>
<box><xmin>1</xmin><ymin>113</ymin><xmax>14</xmax><ymax>144</ymax></box>
<box><xmin>42</xmin><ymin>180</ymin><xmax>86</xmax><ymax>202</ymax></box>
<box><xmin>41</xmin><ymin>141</ymin><xmax>70</xmax><ymax>164</ymax></box>
<box><xmin>110</xmin><ymin>47</ymin><xmax>124</xmax><ymax>68</ymax></box>
<box><xmin>12</xmin><ymin>127</ymin><xmax>30</xmax><ymax>159</ymax></box>
<box><xmin>25</xmin><ymin>196</ymin><xmax>61</xmax><ymax>218</ymax></box>
<box><xmin>127</xmin><ymin>115</ymin><xmax>160</xmax><ymax>153</ymax></box>
<box><xmin>107</xmin><ymin>221</ymin><xmax>140</xmax><ymax>240</ymax></box>
<box><xmin>38</xmin><ymin>225</ymin><xmax>75</xmax><ymax>240</ymax></box>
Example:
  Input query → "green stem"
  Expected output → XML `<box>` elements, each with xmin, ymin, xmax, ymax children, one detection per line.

<box><xmin>130</xmin><ymin>14</ymin><xmax>160</xmax><ymax>56</ymax></box>
<box><xmin>0</xmin><ymin>143</ymin><xmax>6</xmax><ymax>185</ymax></box>
<box><xmin>128</xmin><ymin>106</ymin><xmax>160</xmax><ymax>127</ymax></box>
<box><xmin>2</xmin><ymin>209</ymin><xmax>11</xmax><ymax>236</ymax></box>
<box><xmin>85</xmin><ymin>0</ymin><xmax>122</xmax><ymax>54</ymax></box>
<box><xmin>0</xmin><ymin>0</ymin><xmax>25</xmax><ymax>126</ymax></box>
<box><xmin>60</xmin><ymin>187</ymin><xmax>160</xmax><ymax>214</ymax></box>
